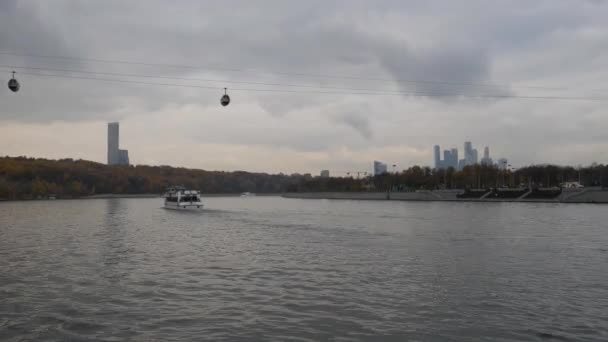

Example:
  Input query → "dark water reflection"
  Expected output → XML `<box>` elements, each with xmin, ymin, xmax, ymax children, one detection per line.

<box><xmin>1</xmin><ymin>197</ymin><xmax>607</xmax><ymax>341</ymax></box>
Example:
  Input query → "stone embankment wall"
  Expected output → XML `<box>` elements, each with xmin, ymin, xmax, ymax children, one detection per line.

<box><xmin>282</xmin><ymin>191</ymin><xmax>460</xmax><ymax>201</ymax></box>
<box><xmin>560</xmin><ymin>188</ymin><xmax>608</xmax><ymax>203</ymax></box>
<box><xmin>283</xmin><ymin>188</ymin><xmax>608</xmax><ymax>203</ymax></box>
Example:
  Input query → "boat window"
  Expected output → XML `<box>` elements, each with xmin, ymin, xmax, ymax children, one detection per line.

<box><xmin>180</xmin><ymin>196</ymin><xmax>198</xmax><ymax>202</ymax></box>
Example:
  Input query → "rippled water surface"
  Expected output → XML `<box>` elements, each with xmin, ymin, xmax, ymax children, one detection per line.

<box><xmin>1</xmin><ymin>197</ymin><xmax>608</xmax><ymax>341</ymax></box>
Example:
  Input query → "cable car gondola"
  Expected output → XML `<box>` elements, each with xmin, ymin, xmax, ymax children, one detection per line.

<box><xmin>8</xmin><ymin>71</ymin><xmax>20</xmax><ymax>92</ymax></box>
<box><xmin>220</xmin><ymin>88</ymin><xmax>230</xmax><ymax>106</ymax></box>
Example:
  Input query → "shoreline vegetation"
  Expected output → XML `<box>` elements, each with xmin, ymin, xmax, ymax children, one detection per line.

<box><xmin>0</xmin><ymin>156</ymin><xmax>299</xmax><ymax>201</ymax></box>
<box><xmin>0</xmin><ymin>193</ymin><xmax>282</xmax><ymax>201</ymax></box>
<box><xmin>1</xmin><ymin>156</ymin><xmax>606</xmax><ymax>203</ymax></box>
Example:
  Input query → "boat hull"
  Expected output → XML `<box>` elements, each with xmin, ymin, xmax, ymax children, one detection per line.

<box><xmin>164</xmin><ymin>202</ymin><xmax>204</xmax><ymax>210</ymax></box>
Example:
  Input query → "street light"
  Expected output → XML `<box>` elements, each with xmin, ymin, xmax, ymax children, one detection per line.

<box><xmin>509</xmin><ymin>166</ymin><xmax>517</xmax><ymax>188</ymax></box>
<box><xmin>391</xmin><ymin>164</ymin><xmax>397</xmax><ymax>191</ymax></box>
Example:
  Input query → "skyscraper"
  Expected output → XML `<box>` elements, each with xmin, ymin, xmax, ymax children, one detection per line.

<box><xmin>464</xmin><ymin>141</ymin><xmax>473</xmax><ymax>166</ymax></box>
<box><xmin>107</xmin><ymin>122</ymin><xmax>130</xmax><ymax>166</ymax></box>
<box><xmin>434</xmin><ymin>145</ymin><xmax>441</xmax><ymax>169</ymax></box>
<box><xmin>472</xmin><ymin>149</ymin><xmax>478</xmax><ymax>165</ymax></box>
<box><xmin>450</xmin><ymin>148</ymin><xmax>459</xmax><ymax>169</ymax></box>
<box><xmin>481</xmin><ymin>146</ymin><xmax>493</xmax><ymax>166</ymax></box>
<box><xmin>118</xmin><ymin>149</ymin><xmax>129</xmax><ymax>165</ymax></box>
<box><xmin>107</xmin><ymin>122</ymin><xmax>119</xmax><ymax>165</ymax></box>
<box><xmin>373</xmin><ymin>161</ymin><xmax>388</xmax><ymax>176</ymax></box>
<box><xmin>443</xmin><ymin>150</ymin><xmax>456</xmax><ymax>169</ymax></box>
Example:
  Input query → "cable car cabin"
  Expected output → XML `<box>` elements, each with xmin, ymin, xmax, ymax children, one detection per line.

<box><xmin>220</xmin><ymin>88</ymin><xmax>230</xmax><ymax>106</ymax></box>
<box><xmin>8</xmin><ymin>72</ymin><xmax>20</xmax><ymax>92</ymax></box>
<box><xmin>221</xmin><ymin>94</ymin><xmax>230</xmax><ymax>106</ymax></box>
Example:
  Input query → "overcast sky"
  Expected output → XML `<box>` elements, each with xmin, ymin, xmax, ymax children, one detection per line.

<box><xmin>1</xmin><ymin>0</ymin><xmax>607</xmax><ymax>174</ymax></box>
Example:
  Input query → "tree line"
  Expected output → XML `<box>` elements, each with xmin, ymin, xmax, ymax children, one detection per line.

<box><xmin>0</xmin><ymin>156</ymin><xmax>606</xmax><ymax>199</ymax></box>
<box><xmin>0</xmin><ymin>157</ymin><xmax>303</xmax><ymax>199</ymax></box>
<box><xmin>293</xmin><ymin>164</ymin><xmax>608</xmax><ymax>192</ymax></box>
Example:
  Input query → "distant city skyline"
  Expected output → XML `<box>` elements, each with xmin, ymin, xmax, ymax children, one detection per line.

<box><xmin>434</xmin><ymin>141</ymin><xmax>507</xmax><ymax>171</ymax></box>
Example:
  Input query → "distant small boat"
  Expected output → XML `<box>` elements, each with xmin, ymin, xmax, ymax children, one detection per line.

<box><xmin>240</xmin><ymin>192</ymin><xmax>256</xmax><ymax>197</ymax></box>
<box><xmin>163</xmin><ymin>186</ymin><xmax>203</xmax><ymax>210</ymax></box>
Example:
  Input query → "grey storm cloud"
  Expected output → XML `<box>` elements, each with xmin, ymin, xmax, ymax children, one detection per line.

<box><xmin>1</xmin><ymin>0</ymin><xmax>608</xmax><ymax>170</ymax></box>
<box><xmin>328</xmin><ymin>103</ymin><xmax>374</xmax><ymax>139</ymax></box>
<box><xmin>334</xmin><ymin>113</ymin><xmax>372</xmax><ymax>139</ymax></box>
<box><xmin>1</xmin><ymin>0</ymin><xmax>515</xmax><ymax>122</ymax></box>
<box><xmin>378</xmin><ymin>43</ymin><xmax>512</xmax><ymax>97</ymax></box>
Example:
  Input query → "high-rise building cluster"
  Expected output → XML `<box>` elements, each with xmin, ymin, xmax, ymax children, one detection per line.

<box><xmin>434</xmin><ymin>141</ymin><xmax>506</xmax><ymax>171</ymax></box>
<box><xmin>107</xmin><ymin>122</ymin><xmax>130</xmax><ymax>166</ymax></box>
<box><xmin>434</xmin><ymin>145</ymin><xmax>459</xmax><ymax>170</ymax></box>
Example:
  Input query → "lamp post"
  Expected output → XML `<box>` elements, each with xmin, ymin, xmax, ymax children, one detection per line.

<box><xmin>510</xmin><ymin>166</ymin><xmax>517</xmax><ymax>188</ymax></box>
<box><xmin>391</xmin><ymin>164</ymin><xmax>397</xmax><ymax>191</ymax></box>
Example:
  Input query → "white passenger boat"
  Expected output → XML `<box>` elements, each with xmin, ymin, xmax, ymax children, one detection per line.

<box><xmin>163</xmin><ymin>187</ymin><xmax>203</xmax><ymax>210</ymax></box>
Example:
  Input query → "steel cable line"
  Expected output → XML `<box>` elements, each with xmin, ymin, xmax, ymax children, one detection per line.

<box><xmin>7</xmin><ymin>64</ymin><xmax>546</xmax><ymax>96</ymax></box>
<box><xmin>0</xmin><ymin>51</ymin><xmax>569</xmax><ymax>91</ymax></box>
<box><xmin>0</xmin><ymin>65</ymin><xmax>417</xmax><ymax>94</ymax></box>
<box><xmin>6</xmin><ymin>69</ymin><xmax>608</xmax><ymax>101</ymax></box>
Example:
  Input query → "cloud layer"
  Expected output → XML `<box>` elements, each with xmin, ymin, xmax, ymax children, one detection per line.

<box><xmin>1</xmin><ymin>0</ymin><xmax>608</xmax><ymax>173</ymax></box>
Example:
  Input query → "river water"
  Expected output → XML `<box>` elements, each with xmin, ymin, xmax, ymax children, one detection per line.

<box><xmin>1</xmin><ymin>197</ymin><xmax>607</xmax><ymax>341</ymax></box>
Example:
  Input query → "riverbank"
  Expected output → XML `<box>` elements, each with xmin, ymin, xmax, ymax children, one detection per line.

<box><xmin>283</xmin><ymin>188</ymin><xmax>608</xmax><ymax>203</ymax></box>
<box><xmin>84</xmin><ymin>194</ymin><xmax>161</xmax><ymax>199</ymax></box>
<box><xmin>0</xmin><ymin>193</ymin><xmax>282</xmax><ymax>202</ymax></box>
<box><xmin>86</xmin><ymin>193</ymin><xmax>282</xmax><ymax>199</ymax></box>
